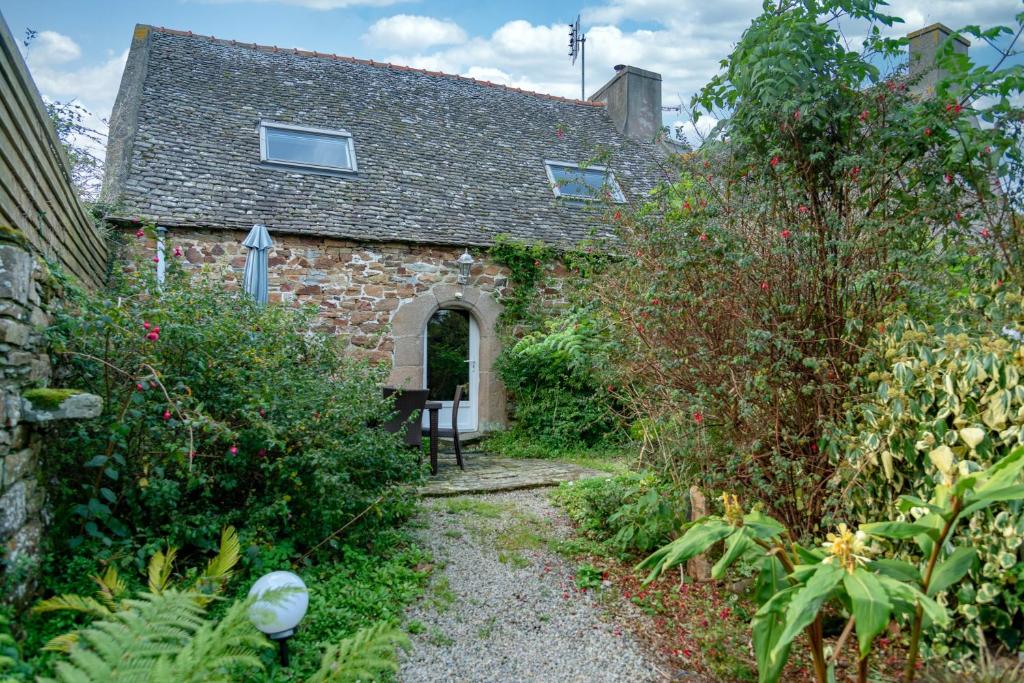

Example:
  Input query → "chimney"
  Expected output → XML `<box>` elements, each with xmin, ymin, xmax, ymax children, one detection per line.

<box><xmin>589</xmin><ymin>65</ymin><xmax>662</xmax><ymax>143</ymax></box>
<box><xmin>907</xmin><ymin>23</ymin><xmax>970</xmax><ymax>98</ymax></box>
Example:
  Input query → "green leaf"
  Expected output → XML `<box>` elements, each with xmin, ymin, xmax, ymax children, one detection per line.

<box><xmin>771</xmin><ymin>563</ymin><xmax>845</xmax><ymax>660</ymax></box>
<box><xmin>752</xmin><ymin>586</ymin><xmax>797</xmax><ymax>683</ymax></box>
<box><xmin>974</xmin><ymin>445</ymin><xmax>1024</xmax><ymax>494</ymax></box>
<box><xmin>959</xmin><ymin>484</ymin><xmax>1024</xmax><ymax>520</ymax></box>
<box><xmin>844</xmin><ymin>568</ymin><xmax>892</xmax><ymax>656</ymax></box>
<box><xmin>928</xmin><ymin>547</ymin><xmax>977</xmax><ymax>597</ymax></box>
<box><xmin>712</xmin><ymin>530</ymin><xmax>753</xmax><ymax>580</ymax></box>
<box><xmin>637</xmin><ymin>518</ymin><xmax>733</xmax><ymax>582</ymax></box>
<box><xmin>755</xmin><ymin>554</ymin><xmax>787</xmax><ymax>604</ymax></box>
<box><xmin>860</xmin><ymin>521</ymin><xmax>937</xmax><ymax>540</ymax></box>
<box><xmin>868</xmin><ymin>559</ymin><xmax>920</xmax><ymax>583</ymax></box>
<box><xmin>876</xmin><ymin>575</ymin><xmax>949</xmax><ymax>627</ymax></box>
<box><xmin>742</xmin><ymin>511</ymin><xmax>786</xmax><ymax>540</ymax></box>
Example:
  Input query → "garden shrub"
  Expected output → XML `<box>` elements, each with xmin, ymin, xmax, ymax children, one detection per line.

<box><xmin>551</xmin><ymin>473</ymin><xmax>685</xmax><ymax>556</ymax></box>
<box><xmin>41</xmin><ymin>247</ymin><xmax>418</xmax><ymax>571</ymax></box>
<box><xmin>586</xmin><ymin>0</ymin><xmax>1019</xmax><ymax>534</ymax></box>
<box><xmin>494</xmin><ymin>309</ymin><xmax>622</xmax><ymax>453</ymax></box>
<box><xmin>834</xmin><ymin>286</ymin><xmax>1024</xmax><ymax>665</ymax></box>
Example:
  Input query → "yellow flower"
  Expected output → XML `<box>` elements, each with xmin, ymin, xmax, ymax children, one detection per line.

<box><xmin>720</xmin><ymin>492</ymin><xmax>744</xmax><ymax>526</ymax></box>
<box><xmin>821</xmin><ymin>523</ymin><xmax>872</xmax><ymax>573</ymax></box>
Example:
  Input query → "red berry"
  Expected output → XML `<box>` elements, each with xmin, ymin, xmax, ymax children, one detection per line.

<box><xmin>162</xmin><ymin>410</ymin><xmax>171</xmax><ymax>420</ymax></box>
<box><xmin>152</xmin><ymin>256</ymin><xmax>159</xmax><ymax>263</ymax></box>
<box><xmin>146</xmin><ymin>331</ymin><xmax>159</xmax><ymax>341</ymax></box>
<box><xmin>781</xmin><ymin>229</ymin><xmax>792</xmax><ymax>239</ymax></box>
<box><xmin>135</xmin><ymin>229</ymin><xmax>145</xmax><ymax>238</ymax></box>
<box><xmin>229</xmin><ymin>445</ymin><xmax>238</xmax><ymax>455</ymax></box>
<box><xmin>770</xmin><ymin>156</ymin><xmax>780</xmax><ymax>168</ymax></box>
<box><xmin>143</xmin><ymin>321</ymin><xmax>151</xmax><ymax>330</ymax></box>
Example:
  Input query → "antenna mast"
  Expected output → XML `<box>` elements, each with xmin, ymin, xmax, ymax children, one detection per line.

<box><xmin>568</xmin><ymin>15</ymin><xmax>586</xmax><ymax>100</ymax></box>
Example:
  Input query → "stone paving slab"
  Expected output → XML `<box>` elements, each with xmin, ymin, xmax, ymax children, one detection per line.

<box><xmin>418</xmin><ymin>451</ymin><xmax>605</xmax><ymax>497</ymax></box>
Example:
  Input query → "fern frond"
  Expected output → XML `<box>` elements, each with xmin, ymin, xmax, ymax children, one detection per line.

<box><xmin>308</xmin><ymin>622</ymin><xmax>410</xmax><ymax>683</ymax></box>
<box><xmin>193</xmin><ymin>527</ymin><xmax>240</xmax><ymax>600</ymax></box>
<box><xmin>148</xmin><ymin>546</ymin><xmax>178</xmax><ymax>594</ymax></box>
<box><xmin>93</xmin><ymin>566</ymin><xmax>128</xmax><ymax>610</ymax></box>
<box><xmin>161</xmin><ymin>596</ymin><xmax>269</xmax><ymax>683</ymax></box>
<box><xmin>33</xmin><ymin>595</ymin><xmax>112</xmax><ymax>620</ymax></box>
<box><xmin>42</xmin><ymin>632</ymin><xmax>81</xmax><ymax>654</ymax></box>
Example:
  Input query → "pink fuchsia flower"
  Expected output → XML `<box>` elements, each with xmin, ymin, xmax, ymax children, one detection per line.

<box><xmin>955</xmin><ymin>212</ymin><xmax>963</xmax><ymax>222</ymax></box>
<box><xmin>761</xmin><ymin>281</ymin><xmax>770</xmax><ymax>292</ymax></box>
<box><xmin>135</xmin><ymin>229</ymin><xmax>145</xmax><ymax>238</ymax></box>
<box><xmin>793</xmin><ymin>109</ymin><xmax>801</xmax><ymax>121</ymax></box>
<box><xmin>859</xmin><ymin>110</ymin><xmax>869</xmax><ymax>122</ymax></box>
<box><xmin>850</xmin><ymin>166</ymin><xmax>861</xmax><ymax>180</ymax></box>
<box><xmin>146</xmin><ymin>331</ymin><xmax>159</xmax><ymax>341</ymax></box>
<box><xmin>981</xmin><ymin>228</ymin><xmax>991</xmax><ymax>238</ymax></box>
<box><xmin>693</xmin><ymin>411</ymin><xmax>704</xmax><ymax>425</ymax></box>
<box><xmin>152</xmin><ymin>326</ymin><xmax>160</xmax><ymax>334</ymax></box>
<box><xmin>770</xmin><ymin>156</ymin><xmax>780</xmax><ymax>168</ymax></box>
<box><xmin>798</xmin><ymin>205</ymin><xmax>810</xmax><ymax>214</ymax></box>
<box><xmin>152</xmin><ymin>256</ymin><xmax>159</xmax><ymax>263</ymax></box>
<box><xmin>174</xmin><ymin>246</ymin><xmax>183</xmax><ymax>257</ymax></box>
<box><xmin>613</xmin><ymin>211</ymin><xmax>622</xmax><ymax>221</ymax></box>
<box><xmin>698</xmin><ymin>233</ymin><xmax>708</xmax><ymax>242</ymax></box>
<box><xmin>781</xmin><ymin>229</ymin><xmax>792</xmax><ymax>239</ymax></box>
<box><xmin>143</xmin><ymin>321</ymin><xmax>151</xmax><ymax>330</ymax></box>
<box><xmin>683</xmin><ymin>200</ymin><xmax>692</xmax><ymax>211</ymax></box>
<box><xmin>944</xmin><ymin>174</ymin><xmax>953</xmax><ymax>184</ymax></box>
<box><xmin>136</xmin><ymin>383</ymin><xmax>144</xmax><ymax>392</ymax></box>
<box><xmin>162</xmin><ymin>410</ymin><xmax>171</xmax><ymax>421</ymax></box>
<box><xmin>229</xmin><ymin>445</ymin><xmax>238</xmax><ymax>455</ymax></box>
<box><xmin>607</xmin><ymin>385</ymin><xmax>614</xmax><ymax>393</ymax></box>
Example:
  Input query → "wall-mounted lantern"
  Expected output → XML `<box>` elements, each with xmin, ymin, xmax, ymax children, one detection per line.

<box><xmin>457</xmin><ymin>250</ymin><xmax>474</xmax><ymax>285</ymax></box>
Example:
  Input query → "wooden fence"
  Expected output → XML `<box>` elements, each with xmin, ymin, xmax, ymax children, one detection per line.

<box><xmin>0</xmin><ymin>11</ymin><xmax>108</xmax><ymax>288</ymax></box>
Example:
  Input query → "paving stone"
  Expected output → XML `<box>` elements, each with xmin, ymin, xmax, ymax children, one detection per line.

<box><xmin>419</xmin><ymin>451</ymin><xmax>604</xmax><ymax>497</ymax></box>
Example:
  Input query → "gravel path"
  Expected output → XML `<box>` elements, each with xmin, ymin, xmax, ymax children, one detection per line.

<box><xmin>398</xmin><ymin>488</ymin><xmax>666</xmax><ymax>683</ymax></box>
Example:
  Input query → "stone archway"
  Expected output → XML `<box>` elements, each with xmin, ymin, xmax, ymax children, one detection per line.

<box><xmin>389</xmin><ymin>284</ymin><xmax>505</xmax><ymax>430</ymax></box>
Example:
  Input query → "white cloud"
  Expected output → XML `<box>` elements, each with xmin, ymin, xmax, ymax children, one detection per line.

<box><xmin>23</xmin><ymin>30</ymin><xmax>82</xmax><ymax>65</ymax></box>
<box><xmin>198</xmin><ymin>0</ymin><xmax>407</xmax><ymax>9</ymax></box>
<box><xmin>364</xmin><ymin>15</ymin><xmax>468</xmax><ymax>50</ymax></box>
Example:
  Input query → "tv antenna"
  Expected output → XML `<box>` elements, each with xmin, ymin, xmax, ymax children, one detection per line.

<box><xmin>568</xmin><ymin>15</ymin><xmax>586</xmax><ymax>100</ymax></box>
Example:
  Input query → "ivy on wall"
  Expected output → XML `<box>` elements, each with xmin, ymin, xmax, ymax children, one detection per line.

<box><xmin>488</xmin><ymin>234</ymin><xmax>554</xmax><ymax>332</ymax></box>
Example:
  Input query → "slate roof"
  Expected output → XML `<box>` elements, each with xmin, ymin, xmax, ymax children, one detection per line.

<box><xmin>103</xmin><ymin>26</ymin><xmax>669</xmax><ymax>247</ymax></box>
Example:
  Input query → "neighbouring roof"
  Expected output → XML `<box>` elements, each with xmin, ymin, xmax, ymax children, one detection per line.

<box><xmin>102</xmin><ymin>26</ymin><xmax>669</xmax><ymax>248</ymax></box>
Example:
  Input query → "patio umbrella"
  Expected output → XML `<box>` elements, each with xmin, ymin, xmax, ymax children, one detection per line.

<box><xmin>242</xmin><ymin>224</ymin><xmax>273</xmax><ymax>305</ymax></box>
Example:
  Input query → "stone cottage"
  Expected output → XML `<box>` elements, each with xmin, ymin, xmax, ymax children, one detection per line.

<box><xmin>101</xmin><ymin>25</ymin><xmax>670</xmax><ymax>433</ymax></box>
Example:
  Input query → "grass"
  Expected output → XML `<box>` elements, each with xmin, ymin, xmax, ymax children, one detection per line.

<box><xmin>481</xmin><ymin>431</ymin><xmax>634</xmax><ymax>475</ymax></box>
<box><xmin>428</xmin><ymin>575</ymin><xmax>457</xmax><ymax>612</ymax></box>
<box><xmin>436</xmin><ymin>497</ymin><xmax>508</xmax><ymax>518</ymax></box>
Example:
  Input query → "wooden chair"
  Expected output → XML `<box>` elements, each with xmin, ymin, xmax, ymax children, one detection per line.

<box><xmin>423</xmin><ymin>384</ymin><xmax>465</xmax><ymax>470</ymax></box>
<box><xmin>381</xmin><ymin>387</ymin><xmax>428</xmax><ymax>447</ymax></box>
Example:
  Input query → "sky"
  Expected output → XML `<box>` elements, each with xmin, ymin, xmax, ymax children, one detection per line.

<box><xmin>2</xmin><ymin>0</ymin><xmax>1020</xmax><ymax>148</ymax></box>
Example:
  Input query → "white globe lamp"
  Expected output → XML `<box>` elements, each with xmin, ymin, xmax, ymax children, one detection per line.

<box><xmin>248</xmin><ymin>571</ymin><xmax>309</xmax><ymax>666</ymax></box>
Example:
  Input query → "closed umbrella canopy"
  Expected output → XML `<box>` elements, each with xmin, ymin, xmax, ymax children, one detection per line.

<box><xmin>242</xmin><ymin>224</ymin><xmax>273</xmax><ymax>305</ymax></box>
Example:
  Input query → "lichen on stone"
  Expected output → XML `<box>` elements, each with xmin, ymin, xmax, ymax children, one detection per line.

<box><xmin>22</xmin><ymin>388</ymin><xmax>82</xmax><ymax>410</ymax></box>
<box><xmin>0</xmin><ymin>224</ymin><xmax>30</xmax><ymax>249</ymax></box>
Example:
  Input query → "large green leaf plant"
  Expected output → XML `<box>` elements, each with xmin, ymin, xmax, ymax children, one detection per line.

<box><xmin>639</xmin><ymin>447</ymin><xmax>1024</xmax><ymax>683</ymax></box>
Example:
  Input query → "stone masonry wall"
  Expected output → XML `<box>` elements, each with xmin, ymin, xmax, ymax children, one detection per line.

<box><xmin>0</xmin><ymin>233</ymin><xmax>61</xmax><ymax>605</ymax></box>
<box><xmin>124</xmin><ymin>228</ymin><xmax>570</xmax><ymax>364</ymax></box>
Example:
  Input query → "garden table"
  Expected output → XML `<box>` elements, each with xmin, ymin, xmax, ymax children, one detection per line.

<box><xmin>425</xmin><ymin>401</ymin><xmax>441</xmax><ymax>475</ymax></box>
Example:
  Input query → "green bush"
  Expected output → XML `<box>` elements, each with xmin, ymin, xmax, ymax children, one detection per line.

<box><xmin>495</xmin><ymin>310</ymin><xmax>622</xmax><ymax>453</ymax></box>
<box><xmin>42</xmin><ymin>246</ymin><xmax>418</xmax><ymax>567</ymax></box>
<box><xmin>551</xmin><ymin>473</ymin><xmax>685</xmax><ymax>557</ymax></box>
<box><xmin>833</xmin><ymin>286</ymin><xmax>1024</xmax><ymax>665</ymax></box>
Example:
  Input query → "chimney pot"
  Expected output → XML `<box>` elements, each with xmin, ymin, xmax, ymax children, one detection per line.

<box><xmin>613</xmin><ymin>64</ymin><xmax>626</xmax><ymax>71</ymax></box>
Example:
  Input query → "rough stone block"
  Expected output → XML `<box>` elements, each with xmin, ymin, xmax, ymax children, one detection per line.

<box><xmin>0</xmin><ymin>246</ymin><xmax>33</xmax><ymax>305</ymax></box>
<box><xmin>3</xmin><ymin>447</ymin><xmax>35</xmax><ymax>486</ymax></box>
<box><xmin>0</xmin><ymin>479</ymin><xmax>34</xmax><ymax>538</ymax></box>
<box><xmin>22</xmin><ymin>391</ymin><xmax>102</xmax><ymax>423</ymax></box>
<box><xmin>0</xmin><ymin>319</ymin><xmax>29</xmax><ymax>347</ymax></box>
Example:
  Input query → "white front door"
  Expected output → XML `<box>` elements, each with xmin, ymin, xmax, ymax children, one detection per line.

<box><xmin>422</xmin><ymin>308</ymin><xmax>479</xmax><ymax>432</ymax></box>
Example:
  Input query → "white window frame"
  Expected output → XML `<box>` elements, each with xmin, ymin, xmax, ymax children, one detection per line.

<box><xmin>259</xmin><ymin>121</ymin><xmax>358</xmax><ymax>173</ymax></box>
<box><xmin>544</xmin><ymin>160</ymin><xmax>625</xmax><ymax>203</ymax></box>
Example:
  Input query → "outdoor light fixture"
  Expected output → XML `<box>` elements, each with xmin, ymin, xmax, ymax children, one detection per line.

<box><xmin>248</xmin><ymin>571</ymin><xmax>309</xmax><ymax>667</ymax></box>
<box><xmin>457</xmin><ymin>250</ymin><xmax>474</xmax><ymax>285</ymax></box>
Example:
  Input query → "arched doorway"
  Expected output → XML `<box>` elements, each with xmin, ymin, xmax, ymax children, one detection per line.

<box><xmin>423</xmin><ymin>308</ymin><xmax>479</xmax><ymax>431</ymax></box>
<box><xmin>389</xmin><ymin>285</ymin><xmax>505</xmax><ymax>431</ymax></box>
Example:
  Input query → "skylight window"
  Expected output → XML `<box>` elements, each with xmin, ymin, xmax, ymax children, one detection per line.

<box><xmin>259</xmin><ymin>122</ymin><xmax>357</xmax><ymax>173</ymax></box>
<box><xmin>545</xmin><ymin>160</ymin><xmax>625</xmax><ymax>202</ymax></box>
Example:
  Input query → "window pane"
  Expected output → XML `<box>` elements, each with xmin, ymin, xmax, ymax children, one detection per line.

<box><xmin>265</xmin><ymin>127</ymin><xmax>351</xmax><ymax>169</ymax></box>
<box><xmin>549</xmin><ymin>165</ymin><xmax>610</xmax><ymax>199</ymax></box>
<box><xmin>426</xmin><ymin>309</ymin><xmax>470</xmax><ymax>402</ymax></box>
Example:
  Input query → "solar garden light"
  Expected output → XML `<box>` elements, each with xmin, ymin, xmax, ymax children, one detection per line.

<box><xmin>248</xmin><ymin>571</ymin><xmax>309</xmax><ymax>667</ymax></box>
<box><xmin>457</xmin><ymin>250</ymin><xmax>474</xmax><ymax>285</ymax></box>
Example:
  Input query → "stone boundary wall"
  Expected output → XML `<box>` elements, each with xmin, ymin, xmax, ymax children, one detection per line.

<box><xmin>0</xmin><ymin>231</ymin><xmax>101</xmax><ymax>606</ymax></box>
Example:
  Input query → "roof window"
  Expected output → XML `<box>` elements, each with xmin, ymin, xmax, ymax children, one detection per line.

<box><xmin>544</xmin><ymin>160</ymin><xmax>624</xmax><ymax>202</ymax></box>
<box><xmin>259</xmin><ymin>121</ymin><xmax>357</xmax><ymax>173</ymax></box>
